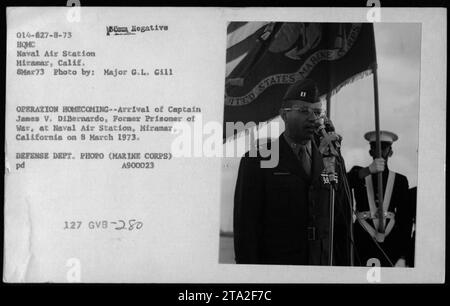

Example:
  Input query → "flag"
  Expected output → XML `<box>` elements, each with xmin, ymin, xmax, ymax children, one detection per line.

<box><xmin>224</xmin><ymin>22</ymin><xmax>376</xmax><ymax>138</ymax></box>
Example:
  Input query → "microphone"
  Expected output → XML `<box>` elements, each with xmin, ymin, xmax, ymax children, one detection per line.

<box><xmin>315</xmin><ymin>116</ymin><xmax>341</xmax><ymax>155</ymax></box>
<box><xmin>316</xmin><ymin>116</ymin><xmax>340</xmax><ymax>185</ymax></box>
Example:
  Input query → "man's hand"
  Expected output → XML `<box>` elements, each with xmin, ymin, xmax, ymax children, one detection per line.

<box><xmin>368</xmin><ymin>158</ymin><xmax>385</xmax><ymax>173</ymax></box>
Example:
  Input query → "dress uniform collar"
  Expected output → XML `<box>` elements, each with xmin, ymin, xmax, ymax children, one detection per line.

<box><xmin>278</xmin><ymin>133</ymin><xmax>323</xmax><ymax>183</ymax></box>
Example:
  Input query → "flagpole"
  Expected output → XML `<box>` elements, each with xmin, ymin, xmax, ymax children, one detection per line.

<box><xmin>371</xmin><ymin>25</ymin><xmax>385</xmax><ymax>239</ymax></box>
<box><xmin>325</xmin><ymin>90</ymin><xmax>335</xmax><ymax>266</ymax></box>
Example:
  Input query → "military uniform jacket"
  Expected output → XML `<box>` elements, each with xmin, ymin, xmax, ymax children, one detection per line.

<box><xmin>233</xmin><ymin>133</ymin><xmax>352</xmax><ymax>265</ymax></box>
<box><xmin>348</xmin><ymin>167</ymin><xmax>413</xmax><ymax>266</ymax></box>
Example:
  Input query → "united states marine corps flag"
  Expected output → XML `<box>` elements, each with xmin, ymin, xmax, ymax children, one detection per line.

<box><xmin>224</xmin><ymin>22</ymin><xmax>376</xmax><ymax>138</ymax></box>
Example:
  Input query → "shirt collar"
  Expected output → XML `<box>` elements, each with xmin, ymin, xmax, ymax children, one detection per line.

<box><xmin>283</xmin><ymin>133</ymin><xmax>311</xmax><ymax>156</ymax></box>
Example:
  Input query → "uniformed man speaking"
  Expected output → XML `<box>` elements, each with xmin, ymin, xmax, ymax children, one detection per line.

<box><xmin>348</xmin><ymin>131</ymin><xmax>413</xmax><ymax>267</ymax></box>
<box><xmin>233</xmin><ymin>79</ymin><xmax>352</xmax><ymax>266</ymax></box>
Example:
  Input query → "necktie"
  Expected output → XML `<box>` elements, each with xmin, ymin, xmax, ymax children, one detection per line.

<box><xmin>298</xmin><ymin>145</ymin><xmax>311</xmax><ymax>178</ymax></box>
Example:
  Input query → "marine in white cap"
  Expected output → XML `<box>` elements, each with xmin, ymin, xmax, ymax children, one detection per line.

<box><xmin>355</xmin><ymin>130</ymin><xmax>398</xmax><ymax>178</ymax></box>
<box><xmin>348</xmin><ymin>130</ymin><xmax>414</xmax><ymax>267</ymax></box>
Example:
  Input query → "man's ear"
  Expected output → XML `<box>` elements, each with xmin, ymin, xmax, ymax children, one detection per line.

<box><xmin>388</xmin><ymin>148</ymin><xmax>393</xmax><ymax>157</ymax></box>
